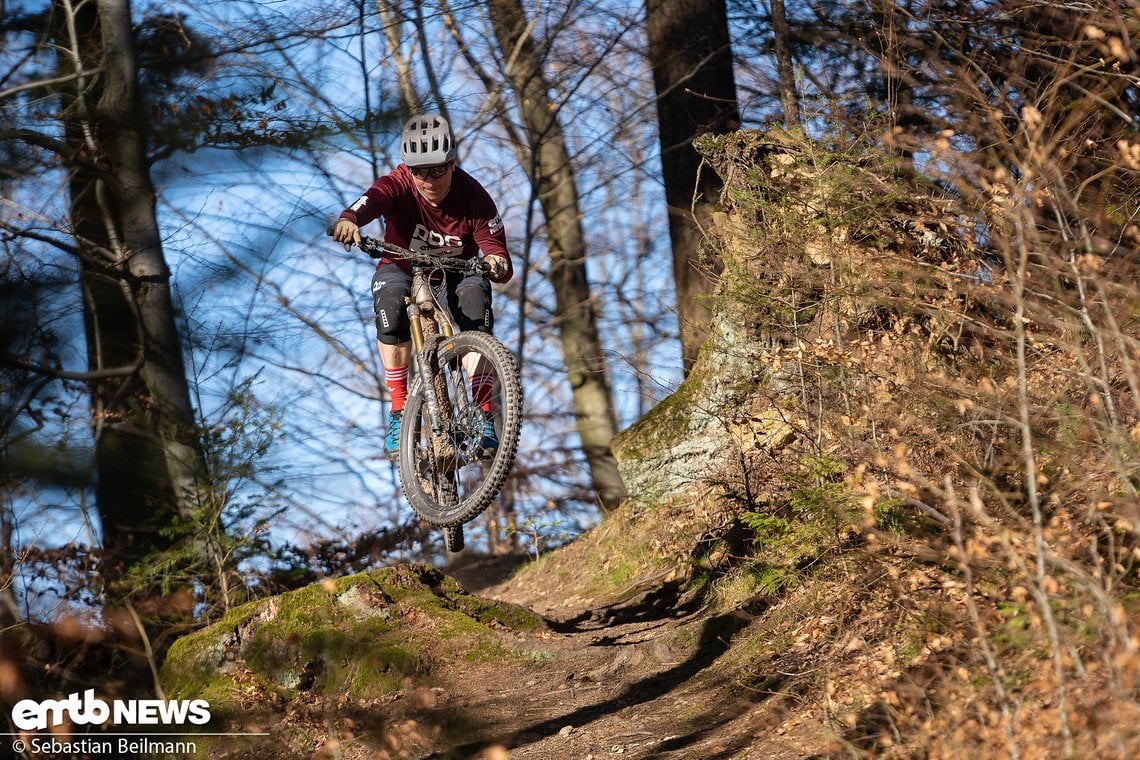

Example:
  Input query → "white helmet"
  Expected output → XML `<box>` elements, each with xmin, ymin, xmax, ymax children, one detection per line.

<box><xmin>400</xmin><ymin>114</ymin><xmax>455</xmax><ymax>167</ymax></box>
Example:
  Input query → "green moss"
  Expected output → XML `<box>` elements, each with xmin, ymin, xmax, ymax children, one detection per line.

<box><xmin>463</xmin><ymin>637</ymin><xmax>512</xmax><ymax>664</ymax></box>
<box><xmin>993</xmin><ymin>601</ymin><xmax>1034</xmax><ymax>650</ymax></box>
<box><xmin>586</xmin><ymin>517</ymin><xmax>666</xmax><ymax>596</ymax></box>
<box><xmin>159</xmin><ymin>563</ymin><xmax>549</xmax><ymax>712</ymax></box>
<box><xmin>336</xmin><ymin>642</ymin><xmax>417</xmax><ymax>698</ymax></box>
<box><xmin>453</xmin><ymin>595</ymin><xmax>546</xmax><ymax>632</ymax></box>
<box><xmin>896</xmin><ymin>636</ymin><xmax>923</xmax><ymax>664</ymax></box>
<box><xmin>749</xmin><ymin>565</ymin><xmax>799</xmax><ymax>598</ymax></box>
<box><xmin>161</xmin><ymin>602</ymin><xmax>263</xmax><ymax>704</ymax></box>
<box><xmin>873</xmin><ymin>496</ymin><xmax>907</xmax><ymax>534</ymax></box>
<box><xmin>612</xmin><ymin>374</ymin><xmax>701</xmax><ymax>467</ymax></box>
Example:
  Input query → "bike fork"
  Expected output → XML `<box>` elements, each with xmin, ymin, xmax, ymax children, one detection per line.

<box><xmin>408</xmin><ymin>301</ymin><xmax>451</xmax><ymax>434</ymax></box>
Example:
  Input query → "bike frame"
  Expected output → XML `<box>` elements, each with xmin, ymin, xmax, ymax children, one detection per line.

<box><xmin>354</xmin><ymin>235</ymin><xmax>485</xmax><ymax>439</ymax></box>
<box><xmin>407</xmin><ymin>266</ymin><xmax>456</xmax><ymax>352</ymax></box>
<box><xmin>407</xmin><ymin>268</ymin><xmax>456</xmax><ymax>435</ymax></box>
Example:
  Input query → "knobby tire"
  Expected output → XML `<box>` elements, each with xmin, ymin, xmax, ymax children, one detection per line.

<box><xmin>397</xmin><ymin>331</ymin><xmax>522</xmax><ymax>527</ymax></box>
<box><xmin>443</xmin><ymin>524</ymin><xmax>465</xmax><ymax>553</ymax></box>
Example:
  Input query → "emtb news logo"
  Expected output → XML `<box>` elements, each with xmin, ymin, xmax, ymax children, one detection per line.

<box><xmin>11</xmin><ymin>690</ymin><xmax>211</xmax><ymax>731</ymax></box>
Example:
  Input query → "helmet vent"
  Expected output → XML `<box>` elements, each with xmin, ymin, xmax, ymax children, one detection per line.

<box><xmin>401</xmin><ymin>114</ymin><xmax>455</xmax><ymax>167</ymax></box>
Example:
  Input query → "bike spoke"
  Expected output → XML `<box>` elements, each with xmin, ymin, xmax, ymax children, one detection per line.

<box><xmin>397</xmin><ymin>333</ymin><xmax>522</xmax><ymax>527</ymax></box>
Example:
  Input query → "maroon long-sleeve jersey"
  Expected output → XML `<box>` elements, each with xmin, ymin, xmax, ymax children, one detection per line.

<box><xmin>338</xmin><ymin>164</ymin><xmax>513</xmax><ymax>283</ymax></box>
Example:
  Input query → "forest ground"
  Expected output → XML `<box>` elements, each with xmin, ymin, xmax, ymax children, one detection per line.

<box><xmin>408</xmin><ymin>549</ymin><xmax>832</xmax><ymax>760</ymax></box>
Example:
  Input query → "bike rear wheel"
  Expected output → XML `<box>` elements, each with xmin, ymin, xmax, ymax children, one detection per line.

<box><xmin>397</xmin><ymin>331</ymin><xmax>522</xmax><ymax>526</ymax></box>
<box><xmin>443</xmin><ymin>524</ymin><xmax>464</xmax><ymax>553</ymax></box>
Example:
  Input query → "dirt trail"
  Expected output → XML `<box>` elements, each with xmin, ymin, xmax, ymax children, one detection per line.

<box><xmin>433</xmin><ymin>555</ymin><xmax>819</xmax><ymax>760</ymax></box>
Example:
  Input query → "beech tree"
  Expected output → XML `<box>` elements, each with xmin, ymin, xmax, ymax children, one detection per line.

<box><xmin>3</xmin><ymin>1</ymin><xmax>386</xmax><ymax>587</ymax></box>
<box><xmin>646</xmin><ymin>0</ymin><xmax>740</xmax><ymax>373</ymax></box>
<box><xmin>47</xmin><ymin>0</ymin><xmax>206</xmax><ymax>575</ymax></box>
<box><xmin>770</xmin><ymin>0</ymin><xmax>801</xmax><ymax>127</ymax></box>
<box><xmin>482</xmin><ymin>0</ymin><xmax>630</xmax><ymax>512</ymax></box>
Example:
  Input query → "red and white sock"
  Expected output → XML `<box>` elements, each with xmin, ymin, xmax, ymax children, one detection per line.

<box><xmin>386</xmin><ymin>365</ymin><xmax>408</xmax><ymax>413</ymax></box>
<box><xmin>470</xmin><ymin>373</ymin><xmax>496</xmax><ymax>413</ymax></box>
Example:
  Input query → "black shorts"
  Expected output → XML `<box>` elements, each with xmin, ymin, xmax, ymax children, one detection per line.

<box><xmin>370</xmin><ymin>262</ymin><xmax>493</xmax><ymax>345</ymax></box>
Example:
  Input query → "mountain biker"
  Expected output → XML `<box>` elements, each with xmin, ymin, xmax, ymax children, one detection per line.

<box><xmin>333</xmin><ymin>113</ymin><xmax>514</xmax><ymax>458</ymax></box>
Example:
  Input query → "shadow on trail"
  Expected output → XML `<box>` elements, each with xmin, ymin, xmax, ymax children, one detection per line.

<box><xmin>545</xmin><ymin>578</ymin><xmax>705</xmax><ymax>645</ymax></box>
<box><xmin>436</xmin><ymin>578</ymin><xmax>776</xmax><ymax>759</ymax></box>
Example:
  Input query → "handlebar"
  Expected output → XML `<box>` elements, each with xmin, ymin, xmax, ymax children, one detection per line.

<box><xmin>327</xmin><ymin>227</ymin><xmax>488</xmax><ymax>276</ymax></box>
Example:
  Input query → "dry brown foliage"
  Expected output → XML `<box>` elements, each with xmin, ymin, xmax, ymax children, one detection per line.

<box><xmin>694</xmin><ymin>51</ymin><xmax>1138</xmax><ymax>752</ymax></box>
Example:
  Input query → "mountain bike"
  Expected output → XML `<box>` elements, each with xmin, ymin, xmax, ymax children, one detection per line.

<box><xmin>343</xmin><ymin>234</ymin><xmax>523</xmax><ymax>553</ymax></box>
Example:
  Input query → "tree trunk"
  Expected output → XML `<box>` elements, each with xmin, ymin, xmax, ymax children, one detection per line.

<box><xmin>54</xmin><ymin>0</ymin><xmax>205</xmax><ymax>574</ymax></box>
<box><xmin>485</xmin><ymin>0</ymin><xmax>629</xmax><ymax>512</ymax></box>
<box><xmin>771</xmin><ymin>0</ymin><xmax>801</xmax><ymax>128</ymax></box>
<box><xmin>646</xmin><ymin>0</ymin><xmax>740</xmax><ymax>374</ymax></box>
<box><xmin>375</xmin><ymin>0</ymin><xmax>423</xmax><ymax>119</ymax></box>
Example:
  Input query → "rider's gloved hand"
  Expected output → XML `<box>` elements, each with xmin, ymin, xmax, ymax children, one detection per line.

<box><xmin>484</xmin><ymin>254</ymin><xmax>509</xmax><ymax>281</ymax></box>
<box><xmin>333</xmin><ymin>219</ymin><xmax>361</xmax><ymax>249</ymax></box>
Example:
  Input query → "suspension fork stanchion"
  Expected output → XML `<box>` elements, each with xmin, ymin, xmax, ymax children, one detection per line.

<box><xmin>410</xmin><ymin>272</ymin><xmax>449</xmax><ymax>434</ymax></box>
<box><xmin>407</xmin><ymin>300</ymin><xmax>425</xmax><ymax>356</ymax></box>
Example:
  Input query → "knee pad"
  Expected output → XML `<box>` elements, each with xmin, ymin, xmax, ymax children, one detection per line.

<box><xmin>455</xmin><ymin>278</ymin><xmax>493</xmax><ymax>333</ymax></box>
<box><xmin>372</xmin><ymin>267</ymin><xmax>412</xmax><ymax>344</ymax></box>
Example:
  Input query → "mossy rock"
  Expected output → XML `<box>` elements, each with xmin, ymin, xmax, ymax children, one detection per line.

<box><xmin>160</xmin><ymin>564</ymin><xmax>546</xmax><ymax>714</ymax></box>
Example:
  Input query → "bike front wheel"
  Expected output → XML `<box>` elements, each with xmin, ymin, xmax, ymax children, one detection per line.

<box><xmin>397</xmin><ymin>331</ymin><xmax>522</xmax><ymax>526</ymax></box>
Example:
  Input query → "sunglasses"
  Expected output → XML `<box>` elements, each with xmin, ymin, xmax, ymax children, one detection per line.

<box><xmin>409</xmin><ymin>162</ymin><xmax>452</xmax><ymax>179</ymax></box>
